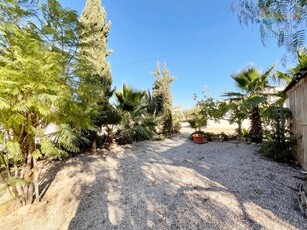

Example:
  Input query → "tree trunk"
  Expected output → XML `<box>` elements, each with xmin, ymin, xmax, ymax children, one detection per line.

<box><xmin>24</xmin><ymin>142</ymin><xmax>34</xmax><ymax>204</ymax></box>
<box><xmin>19</xmin><ymin>139</ymin><xmax>37</xmax><ymax>205</ymax></box>
<box><xmin>33</xmin><ymin>158</ymin><xmax>40</xmax><ymax>202</ymax></box>
<box><xmin>237</xmin><ymin>122</ymin><xmax>242</xmax><ymax>140</ymax></box>
<box><xmin>249</xmin><ymin>106</ymin><xmax>262</xmax><ymax>143</ymax></box>
<box><xmin>90</xmin><ymin>131</ymin><xmax>97</xmax><ymax>153</ymax></box>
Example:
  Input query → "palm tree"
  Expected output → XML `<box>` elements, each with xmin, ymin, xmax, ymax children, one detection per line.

<box><xmin>115</xmin><ymin>84</ymin><xmax>155</xmax><ymax>142</ymax></box>
<box><xmin>143</xmin><ymin>90</ymin><xmax>157</xmax><ymax>116</ymax></box>
<box><xmin>226</xmin><ymin>66</ymin><xmax>275</xmax><ymax>143</ymax></box>
<box><xmin>293</xmin><ymin>49</ymin><xmax>307</xmax><ymax>72</ymax></box>
<box><xmin>115</xmin><ymin>84</ymin><xmax>146</xmax><ymax>112</ymax></box>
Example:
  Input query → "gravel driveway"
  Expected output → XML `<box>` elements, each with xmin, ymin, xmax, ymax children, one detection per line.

<box><xmin>1</xmin><ymin>123</ymin><xmax>306</xmax><ymax>230</ymax></box>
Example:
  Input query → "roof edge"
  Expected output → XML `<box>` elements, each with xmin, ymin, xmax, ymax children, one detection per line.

<box><xmin>284</xmin><ymin>69</ymin><xmax>307</xmax><ymax>93</ymax></box>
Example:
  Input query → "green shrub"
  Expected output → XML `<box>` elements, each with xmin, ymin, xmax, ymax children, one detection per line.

<box><xmin>260</xmin><ymin>106</ymin><xmax>298</xmax><ymax>163</ymax></box>
<box><xmin>116</xmin><ymin>132</ymin><xmax>133</xmax><ymax>145</ymax></box>
<box><xmin>242</xmin><ymin>128</ymin><xmax>250</xmax><ymax>141</ymax></box>
<box><xmin>172</xmin><ymin>120</ymin><xmax>182</xmax><ymax>134</ymax></box>
<box><xmin>260</xmin><ymin>130</ymin><xmax>298</xmax><ymax>162</ymax></box>
<box><xmin>220</xmin><ymin>132</ymin><xmax>229</xmax><ymax>141</ymax></box>
<box><xmin>204</xmin><ymin>132</ymin><xmax>214</xmax><ymax>141</ymax></box>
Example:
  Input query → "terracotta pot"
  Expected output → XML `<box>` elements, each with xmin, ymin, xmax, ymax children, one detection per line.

<box><xmin>193</xmin><ymin>134</ymin><xmax>206</xmax><ymax>144</ymax></box>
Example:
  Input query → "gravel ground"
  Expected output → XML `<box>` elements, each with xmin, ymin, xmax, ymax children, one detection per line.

<box><xmin>0</xmin><ymin>123</ymin><xmax>306</xmax><ymax>230</ymax></box>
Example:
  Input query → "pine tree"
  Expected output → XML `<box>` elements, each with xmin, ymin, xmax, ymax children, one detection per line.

<box><xmin>78</xmin><ymin>0</ymin><xmax>113</xmax><ymax>151</ymax></box>
<box><xmin>152</xmin><ymin>62</ymin><xmax>175</xmax><ymax>135</ymax></box>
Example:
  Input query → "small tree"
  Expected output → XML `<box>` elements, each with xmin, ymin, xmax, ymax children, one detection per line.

<box><xmin>219</xmin><ymin>93</ymin><xmax>249</xmax><ymax>139</ymax></box>
<box><xmin>188</xmin><ymin>111</ymin><xmax>207</xmax><ymax>133</ymax></box>
<box><xmin>226</xmin><ymin>66</ymin><xmax>275</xmax><ymax>143</ymax></box>
<box><xmin>261</xmin><ymin>102</ymin><xmax>297</xmax><ymax>162</ymax></box>
<box><xmin>0</xmin><ymin>0</ymin><xmax>95</xmax><ymax>207</ymax></box>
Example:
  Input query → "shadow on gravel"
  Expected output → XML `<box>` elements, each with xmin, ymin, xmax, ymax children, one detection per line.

<box><xmin>38</xmin><ymin>159</ymin><xmax>68</xmax><ymax>200</ymax></box>
<box><xmin>68</xmin><ymin>136</ymin><xmax>307</xmax><ymax>230</ymax></box>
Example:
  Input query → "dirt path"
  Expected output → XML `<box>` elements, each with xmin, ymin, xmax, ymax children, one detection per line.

<box><xmin>1</xmin><ymin>123</ymin><xmax>306</xmax><ymax>230</ymax></box>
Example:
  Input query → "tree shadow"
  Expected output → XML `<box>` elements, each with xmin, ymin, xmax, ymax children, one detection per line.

<box><xmin>38</xmin><ymin>158</ymin><xmax>67</xmax><ymax>200</ymax></box>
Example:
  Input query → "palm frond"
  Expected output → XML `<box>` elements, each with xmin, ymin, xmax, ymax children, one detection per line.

<box><xmin>244</xmin><ymin>95</ymin><xmax>267</xmax><ymax>106</ymax></box>
<box><xmin>222</xmin><ymin>91</ymin><xmax>245</xmax><ymax>99</ymax></box>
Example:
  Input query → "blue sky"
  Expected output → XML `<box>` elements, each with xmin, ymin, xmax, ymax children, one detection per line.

<box><xmin>60</xmin><ymin>0</ymin><xmax>292</xmax><ymax>109</ymax></box>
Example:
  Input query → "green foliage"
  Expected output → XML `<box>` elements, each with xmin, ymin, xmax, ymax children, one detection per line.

<box><xmin>121</xmin><ymin>125</ymin><xmax>154</xmax><ymax>142</ymax></box>
<box><xmin>0</xmin><ymin>0</ymin><xmax>101</xmax><ymax>206</ymax></box>
<box><xmin>115</xmin><ymin>85</ymin><xmax>155</xmax><ymax>143</ymax></box>
<box><xmin>78</xmin><ymin>0</ymin><xmax>113</xmax><ymax>151</ymax></box>
<box><xmin>260</xmin><ymin>105</ymin><xmax>298</xmax><ymax>162</ymax></box>
<box><xmin>115</xmin><ymin>84</ymin><xmax>146</xmax><ymax>112</ymax></box>
<box><xmin>203</xmin><ymin>132</ymin><xmax>213</xmax><ymax>141</ymax></box>
<box><xmin>291</xmin><ymin>49</ymin><xmax>307</xmax><ymax>73</ymax></box>
<box><xmin>219</xmin><ymin>99</ymin><xmax>248</xmax><ymax>139</ymax></box>
<box><xmin>241</xmin><ymin>128</ymin><xmax>250</xmax><ymax>141</ymax></box>
<box><xmin>260</xmin><ymin>133</ymin><xmax>297</xmax><ymax>162</ymax></box>
<box><xmin>152</xmin><ymin>62</ymin><xmax>175</xmax><ymax>135</ymax></box>
<box><xmin>171</xmin><ymin>108</ymin><xmax>182</xmax><ymax>134</ymax></box>
<box><xmin>220</xmin><ymin>132</ymin><xmax>229</xmax><ymax>141</ymax></box>
<box><xmin>231</xmin><ymin>65</ymin><xmax>274</xmax><ymax>95</ymax></box>
<box><xmin>116</xmin><ymin>132</ymin><xmax>133</xmax><ymax>145</ymax></box>
<box><xmin>100</xmin><ymin>106</ymin><xmax>122</xmax><ymax>126</ymax></box>
<box><xmin>190</xmin><ymin>95</ymin><xmax>221</xmax><ymax>135</ymax></box>
<box><xmin>188</xmin><ymin>113</ymin><xmax>207</xmax><ymax>132</ymax></box>
<box><xmin>79</xmin><ymin>0</ymin><xmax>112</xmax><ymax>86</ymax></box>
<box><xmin>231</xmin><ymin>0</ymin><xmax>307</xmax><ymax>53</ymax></box>
<box><xmin>224</xmin><ymin>58</ymin><xmax>304</xmax><ymax>161</ymax></box>
<box><xmin>0</xmin><ymin>0</ymin><xmax>38</xmax><ymax>25</ymax></box>
<box><xmin>144</xmin><ymin>90</ymin><xmax>157</xmax><ymax>115</ymax></box>
<box><xmin>6</xmin><ymin>141</ymin><xmax>23</xmax><ymax>162</ymax></box>
<box><xmin>226</xmin><ymin>65</ymin><xmax>275</xmax><ymax>143</ymax></box>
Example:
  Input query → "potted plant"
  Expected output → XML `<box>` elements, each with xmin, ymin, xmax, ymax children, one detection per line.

<box><xmin>188</xmin><ymin>112</ymin><xmax>207</xmax><ymax>144</ymax></box>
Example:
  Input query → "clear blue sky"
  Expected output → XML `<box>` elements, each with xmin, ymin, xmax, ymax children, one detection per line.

<box><xmin>60</xmin><ymin>0</ymin><xmax>292</xmax><ymax>109</ymax></box>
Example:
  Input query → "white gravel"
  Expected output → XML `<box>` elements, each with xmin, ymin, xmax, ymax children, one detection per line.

<box><xmin>1</xmin><ymin>123</ymin><xmax>306</xmax><ymax>230</ymax></box>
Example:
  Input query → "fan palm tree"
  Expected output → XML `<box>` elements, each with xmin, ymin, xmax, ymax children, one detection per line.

<box><xmin>115</xmin><ymin>85</ymin><xmax>155</xmax><ymax>142</ymax></box>
<box><xmin>115</xmin><ymin>84</ymin><xmax>146</xmax><ymax>112</ymax></box>
<box><xmin>226</xmin><ymin>65</ymin><xmax>275</xmax><ymax>143</ymax></box>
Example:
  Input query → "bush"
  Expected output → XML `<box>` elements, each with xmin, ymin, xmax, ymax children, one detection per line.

<box><xmin>242</xmin><ymin>128</ymin><xmax>250</xmax><ymax>141</ymax></box>
<box><xmin>220</xmin><ymin>132</ymin><xmax>229</xmax><ymax>141</ymax></box>
<box><xmin>116</xmin><ymin>132</ymin><xmax>133</xmax><ymax>145</ymax></box>
<box><xmin>172</xmin><ymin>120</ymin><xmax>182</xmax><ymax>134</ymax></box>
<box><xmin>260</xmin><ymin>106</ymin><xmax>298</xmax><ymax>163</ymax></box>
<box><xmin>260</xmin><ymin>129</ymin><xmax>298</xmax><ymax>162</ymax></box>
<box><xmin>119</xmin><ymin>125</ymin><xmax>154</xmax><ymax>143</ymax></box>
<box><xmin>204</xmin><ymin>132</ymin><xmax>214</xmax><ymax>141</ymax></box>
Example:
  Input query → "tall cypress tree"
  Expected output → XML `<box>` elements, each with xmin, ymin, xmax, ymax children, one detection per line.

<box><xmin>78</xmin><ymin>0</ymin><xmax>113</xmax><ymax>151</ymax></box>
<box><xmin>79</xmin><ymin>0</ymin><xmax>112</xmax><ymax>88</ymax></box>
<box><xmin>152</xmin><ymin>62</ymin><xmax>175</xmax><ymax>135</ymax></box>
